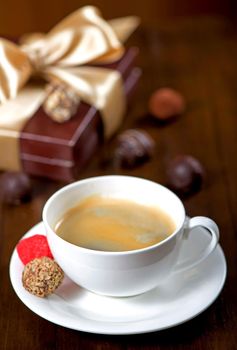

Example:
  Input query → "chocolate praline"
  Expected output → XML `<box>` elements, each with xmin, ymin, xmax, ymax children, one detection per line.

<box><xmin>22</xmin><ymin>257</ymin><xmax>64</xmax><ymax>298</ymax></box>
<box><xmin>114</xmin><ymin>129</ymin><xmax>155</xmax><ymax>168</ymax></box>
<box><xmin>0</xmin><ymin>172</ymin><xmax>32</xmax><ymax>205</ymax></box>
<box><xmin>166</xmin><ymin>155</ymin><xmax>205</xmax><ymax>195</ymax></box>
<box><xmin>148</xmin><ymin>88</ymin><xmax>185</xmax><ymax>120</ymax></box>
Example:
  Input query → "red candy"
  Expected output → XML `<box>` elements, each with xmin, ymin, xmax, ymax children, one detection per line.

<box><xmin>17</xmin><ymin>234</ymin><xmax>53</xmax><ymax>265</ymax></box>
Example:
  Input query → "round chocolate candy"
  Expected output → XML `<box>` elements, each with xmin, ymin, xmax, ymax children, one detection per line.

<box><xmin>148</xmin><ymin>88</ymin><xmax>185</xmax><ymax>120</ymax></box>
<box><xmin>22</xmin><ymin>257</ymin><xmax>64</xmax><ymax>298</ymax></box>
<box><xmin>166</xmin><ymin>155</ymin><xmax>205</xmax><ymax>195</ymax></box>
<box><xmin>114</xmin><ymin>129</ymin><xmax>155</xmax><ymax>168</ymax></box>
<box><xmin>0</xmin><ymin>172</ymin><xmax>32</xmax><ymax>205</ymax></box>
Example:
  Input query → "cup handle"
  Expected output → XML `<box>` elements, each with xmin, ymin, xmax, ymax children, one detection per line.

<box><xmin>174</xmin><ymin>216</ymin><xmax>219</xmax><ymax>273</ymax></box>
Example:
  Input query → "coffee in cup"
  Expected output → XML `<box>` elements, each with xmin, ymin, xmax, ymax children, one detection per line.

<box><xmin>55</xmin><ymin>195</ymin><xmax>176</xmax><ymax>252</ymax></box>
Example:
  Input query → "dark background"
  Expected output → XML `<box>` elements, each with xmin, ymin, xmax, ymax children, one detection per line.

<box><xmin>0</xmin><ymin>0</ymin><xmax>236</xmax><ymax>35</ymax></box>
<box><xmin>1</xmin><ymin>1</ymin><xmax>237</xmax><ymax>350</ymax></box>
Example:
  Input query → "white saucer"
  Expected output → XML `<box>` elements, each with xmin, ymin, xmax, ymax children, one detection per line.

<box><xmin>9</xmin><ymin>222</ymin><xmax>227</xmax><ymax>335</ymax></box>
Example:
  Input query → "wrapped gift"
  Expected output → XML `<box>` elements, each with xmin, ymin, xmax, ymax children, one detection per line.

<box><xmin>0</xmin><ymin>6</ymin><xmax>140</xmax><ymax>181</ymax></box>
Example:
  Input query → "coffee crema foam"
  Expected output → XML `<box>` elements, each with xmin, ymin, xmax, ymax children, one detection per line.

<box><xmin>55</xmin><ymin>195</ymin><xmax>176</xmax><ymax>252</ymax></box>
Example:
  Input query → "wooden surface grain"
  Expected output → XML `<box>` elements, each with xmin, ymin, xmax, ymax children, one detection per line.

<box><xmin>1</xmin><ymin>16</ymin><xmax>237</xmax><ymax>349</ymax></box>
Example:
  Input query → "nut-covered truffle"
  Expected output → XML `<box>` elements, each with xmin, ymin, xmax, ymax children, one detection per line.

<box><xmin>167</xmin><ymin>155</ymin><xmax>205</xmax><ymax>195</ymax></box>
<box><xmin>43</xmin><ymin>82</ymin><xmax>80</xmax><ymax>122</ymax></box>
<box><xmin>22</xmin><ymin>257</ymin><xmax>64</xmax><ymax>297</ymax></box>
<box><xmin>148</xmin><ymin>88</ymin><xmax>185</xmax><ymax>120</ymax></box>
<box><xmin>0</xmin><ymin>172</ymin><xmax>32</xmax><ymax>205</ymax></box>
<box><xmin>114</xmin><ymin>129</ymin><xmax>155</xmax><ymax>168</ymax></box>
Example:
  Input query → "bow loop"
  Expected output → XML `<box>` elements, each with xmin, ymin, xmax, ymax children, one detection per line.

<box><xmin>0</xmin><ymin>39</ymin><xmax>32</xmax><ymax>103</ymax></box>
<box><xmin>21</xmin><ymin>30</ymin><xmax>76</xmax><ymax>70</ymax></box>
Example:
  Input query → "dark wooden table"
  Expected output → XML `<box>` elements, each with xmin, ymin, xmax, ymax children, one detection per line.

<box><xmin>1</xmin><ymin>16</ymin><xmax>236</xmax><ymax>350</ymax></box>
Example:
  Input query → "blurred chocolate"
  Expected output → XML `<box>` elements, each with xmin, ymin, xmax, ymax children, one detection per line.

<box><xmin>114</xmin><ymin>129</ymin><xmax>155</xmax><ymax>168</ymax></box>
<box><xmin>0</xmin><ymin>172</ymin><xmax>32</xmax><ymax>205</ymax></box>
<box><xmin>43</xmin><ymin>82</ymin><xmax>80</xmax><ymax>123</ymax></box>
<box><xmin>167</xmin><ymin>155</ymin><xmax>205</xmax><ymax>195</ymax></box>
<box><xmin>148</xmin><ymin>88</ymin><xmax>185</xmax><ymax>120</ymax></box>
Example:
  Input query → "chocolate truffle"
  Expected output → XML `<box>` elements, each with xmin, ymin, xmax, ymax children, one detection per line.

<box><xmin>43</xmin><ymin>82</ymin><xmax>80</xmax><ymax>123</ymax></box>
<box><xmin>114</xmin><ymin>129</ymin><xmax>155</xmax><ymax>168</ymax></box>
<box><xmin>22</xmin><ymin>257</ymin><xmax>64</xmax><ymax>298</ymax></box>
<box><xmin>0</xmin><ymin>172</ymin><xmax>32</xmax><ymax>205</ymax></box>
<box><xmin>167</xmin><ymin>155</ymin><xmax>205</xmax><ymax>195</ymax></box>
<box><xmin>148</xmin><ymin>88</ymin><xmax>185</xmax><ymax>120</ymax></box>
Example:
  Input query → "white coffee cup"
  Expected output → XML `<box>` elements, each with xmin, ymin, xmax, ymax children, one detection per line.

<box><xmin>43</xmin><ymin>175</ymin><xmax>219</xmax><ymax>297</ymax></box>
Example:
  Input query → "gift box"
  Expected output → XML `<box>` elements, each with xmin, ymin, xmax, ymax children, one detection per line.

<box><xmin>0</xmin><ymin>6</ymin><xmax>140</xmax><ymax>182</ymax></box>
<box><xmin>20</xmin><ymin>50</ymin><xmax>140</xmax><ymax>181</ymax></box>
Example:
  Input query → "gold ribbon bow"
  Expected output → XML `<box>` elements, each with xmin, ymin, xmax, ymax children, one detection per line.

<box><xmin>0</xmin><ymin>6</ymin><xmax>139</xmax><ymax>170</ymax></box>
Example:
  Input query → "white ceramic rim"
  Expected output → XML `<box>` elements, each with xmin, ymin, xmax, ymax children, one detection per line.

<box><xmin>42</xmin><ymin>175</ymin><xmax>186</xmax><ymax>256</ymax></box>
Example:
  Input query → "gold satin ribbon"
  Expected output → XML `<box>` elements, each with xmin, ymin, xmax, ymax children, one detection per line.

<box><xmin>0</xmin><ymin>6</ymin><xmax>139</xmax><ymax>170</ymax></box>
